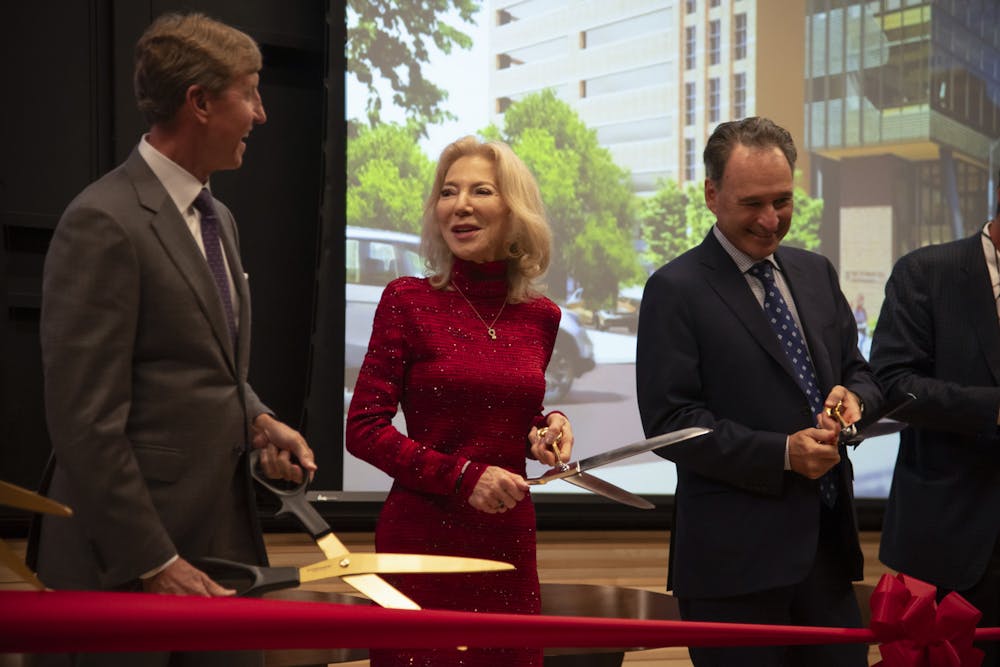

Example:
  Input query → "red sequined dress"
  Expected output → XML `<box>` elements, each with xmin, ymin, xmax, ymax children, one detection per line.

<box><xmin>346</xmin><ymin>258</ymin><xmax>560</xmax><ymax>667</ymax></box>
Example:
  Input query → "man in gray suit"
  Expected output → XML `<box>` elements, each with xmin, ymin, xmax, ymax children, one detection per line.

<box><xmin>30</xmin><ymin>12</ymin><xmax>315</xmax><ymax>664</ymax></box>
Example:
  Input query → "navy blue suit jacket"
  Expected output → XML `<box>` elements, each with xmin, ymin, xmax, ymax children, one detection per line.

<box><xmin>636</xmin><ymin>231</ymin><xmax>882</xmax><ymax>599</ymax></box>
<box><xmin>871</xmin><ymin>232</ymin><xmax>1000</xmax><ymax>591</ymax></box>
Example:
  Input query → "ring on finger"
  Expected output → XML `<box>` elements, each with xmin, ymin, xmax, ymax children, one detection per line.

<box><xmin>537</xmin><ymin>427</ymin><xmax>548</xmax><ymax>439</ymax></box>
<box><xmin>497</xmin><ymin>500</ymin><xmax>506</xmax><ymax>510</ymax></box>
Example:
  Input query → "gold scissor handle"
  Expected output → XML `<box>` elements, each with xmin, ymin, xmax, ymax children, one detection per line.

<box><xmin>824</xmin><ymin>401</ymin><xmax>858</xmax><ymax>442</ymax></box>
<box><xmin>537</xmin><ymin>427</ymin><xmax>566</xmax><ymax>469</ymax></box>
<box><xmin>824</xmin><ymin>401</ymin><xmax>848</xmax><ymax>429</ymax></box>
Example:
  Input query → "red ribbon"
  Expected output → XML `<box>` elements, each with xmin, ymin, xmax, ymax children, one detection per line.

<box><xmin>4</xmin><ymin>577</ymin><xmax>1000</xmax><ymax>660</ymax></box>
<box><xmin>0</xmin><ymin>590</ymin><xmax>871</xmax><ymax>654</ymax></box>
<box><xmin>869</xmin><ymin>573</ymin><xmax>984</xmax><ymax>667</ymax></box>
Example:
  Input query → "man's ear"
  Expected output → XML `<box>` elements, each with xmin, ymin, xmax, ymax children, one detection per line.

<box><xmin>704</xmin><ymin>178</ymin><xmax>718</xmax><ymax>215</ymax></box>
<box><xmin>186</xmin><ymin>85</ymin><xmax>210</xmax><ymax>120</ymax></box>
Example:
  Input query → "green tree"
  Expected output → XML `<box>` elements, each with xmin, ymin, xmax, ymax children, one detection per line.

<box><xmin>637</xmin><ymin>179</ymin><xmax>689</xmax><ymax>269</ymax></box>
<box><xmin>784</xmin><ymin>175</ymin><xmax>823</xmax><ymax>251</ymax></box>
<box><xmin>347</xmin><ymin>0</ymin><xmax>479</xmax><ymax>136</ymax></box>
<box><xmin>485</xmin><ymin>90</ymin><xmax>639</xmax><ymax>305</ymax></box>
<box><xmin>347</xmin><ymin>123</ymin><xmax>433</xmax><ymax>233</ymax></box>
<box><xmin>684</xmin><ymin>181</ymin><xmax>717</xmax><ymax>245</ymax></box>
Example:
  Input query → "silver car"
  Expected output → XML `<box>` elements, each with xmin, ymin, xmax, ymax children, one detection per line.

<box><xmin>344</xmin><ymin>226</ymin><xmax>595</xmax><ymax>402</ymax></box>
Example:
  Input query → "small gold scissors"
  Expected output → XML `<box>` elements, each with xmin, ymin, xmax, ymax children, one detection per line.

<box><xmin>824</xmin><ymin>401</ymin><xmax>858</xmax><ymax>442</ymax></box>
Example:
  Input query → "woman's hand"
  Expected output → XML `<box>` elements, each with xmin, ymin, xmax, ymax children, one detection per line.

<box><xmin>529</xmin><ymin>413</ymin><xmax>575</xmax><ymax>467</ymax></box>
<box><xmin>468</xmin><ymin>466</ymin><xmax>529</xmax><ymax>514</ymax></box>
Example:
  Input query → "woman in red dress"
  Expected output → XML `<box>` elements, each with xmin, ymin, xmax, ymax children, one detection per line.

<box><xmin>346</xmin><ymin>136</ymin><xmax>574</xmax><ymax>666</ymax></box>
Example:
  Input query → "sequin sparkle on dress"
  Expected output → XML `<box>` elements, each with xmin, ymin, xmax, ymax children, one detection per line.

<box><xmin>345</xmin><ymin>258</ymin><xmax>561</xmax><ymax>667</ymax></box>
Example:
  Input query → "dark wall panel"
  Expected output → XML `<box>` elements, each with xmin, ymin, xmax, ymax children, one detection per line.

<box><xmin>1</xmin><ymin>0</ymin><xmax>328</xmax><ymax>532</ymax></box>
<box><xmin>2</xmin><ymin>3</ymin><xmax>113</xmax><ymax>519</ymax></box>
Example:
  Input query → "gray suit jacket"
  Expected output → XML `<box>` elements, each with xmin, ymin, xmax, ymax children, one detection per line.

<box><xmin>32</xmin><ymin>147</ymin><xmax>268</xmax><ymax>590</ymax></box>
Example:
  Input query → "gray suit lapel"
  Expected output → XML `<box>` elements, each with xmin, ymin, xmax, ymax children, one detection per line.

<box><xmin>124</xmin><ymin>151</ymin><xmax>238</xmax><ymax>370</ymax></box>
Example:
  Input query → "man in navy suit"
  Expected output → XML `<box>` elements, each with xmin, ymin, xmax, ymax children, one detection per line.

<box><xmin>870</xmin><ymin>176</ymin><xmax>1000</xmax><ymax>665</ymax></box>
<box><xmin>636</xmin><ymin>117</ymin><xmax>881</xmax><ymax>666</ymax></box>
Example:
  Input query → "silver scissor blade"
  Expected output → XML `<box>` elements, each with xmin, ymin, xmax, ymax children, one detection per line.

<box><xmin>526</xmin><ymin>427</ymin><xmax>712</xmax><ymax>485</ymax></box>
<box><xmin>840</xmin><ymin>393</ymin><xmax>916</xmax><ymax>445</ymax></box>
<box><xmin>563</xmin><ymin>472</ymin><xmax>654</xmax><ymax>509</ymax></box>
<box><xmin>575</xmin><ymin>426</ymin><xmax>712</xmax><ymax>473</ymax></box>
<box><xmin>842</xmin><ymin>418</ymin><xmax>908</xmax><ymax>445</ymax></box>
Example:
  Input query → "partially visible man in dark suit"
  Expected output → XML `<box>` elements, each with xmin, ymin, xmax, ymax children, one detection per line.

<box><xmin>30</xmin><ymin>12</ymin><xmax>315</xmax><ymax>666</ymax></box>
<box><xmin>636</xmin><ymin>117</ymin><xmax>882</xmax><ymax>666</ymax></box>
<box><xmin>870</xmin><ymin>176</ymin><xmax>1000</xmax><ymax>665</ymax></box>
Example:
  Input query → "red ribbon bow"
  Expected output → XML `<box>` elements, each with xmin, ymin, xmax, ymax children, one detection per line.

<box><xmin>870</xmin><ymin>573</ymin><xmax>984</xmax><ymax>667</ymax></box>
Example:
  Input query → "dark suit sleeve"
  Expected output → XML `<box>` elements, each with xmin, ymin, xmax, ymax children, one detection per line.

<box><xmin>871</xmin><ymin>249</ymin><xmax>1000</xmax><ymax>437</ymax></box>
<box><xmin>636</xmin><ymin>269</ymin><xmax>786</xmax><ymax>495</ymax></box>
<box><xmin>40</xmin><ymin>203</ymin><xmax>176</xmax><ymax>580</ymax></box>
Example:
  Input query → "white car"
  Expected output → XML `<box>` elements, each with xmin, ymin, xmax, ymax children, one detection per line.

<box><xmin>344</xmin><ymin>226</ymin><xmax>594</xmax><ymax>402</ymax></box>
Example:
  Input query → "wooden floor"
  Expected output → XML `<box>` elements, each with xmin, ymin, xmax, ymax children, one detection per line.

<box><xmin>1</xmin><ymin>530</ymin><xmax>889</xmax><ymax>665</ymax></box>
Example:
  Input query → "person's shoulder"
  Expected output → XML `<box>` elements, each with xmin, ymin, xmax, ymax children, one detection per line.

<box><xmin>528</xmin><ymin>294</ymin><xmax>562</xmax><ymax>319</ymax></box>
<box><xmin>54</xmin><ymin>161</ymin><xmax>138</xmax><ymax>236</ymax></box>
<box><xmin>381</xmin><ymin>275</ymin><xmax>430</xmax><ymax>299</ymax></box>
<box><xmin>898</xmin><ymin>234</ymin><xmax>977</xmax><ymax>266</ymax></box>
<box><xmin>778</xmin><ymin>244</ymin><xmax>826</xmax><ymax>264</ymax></box>
<box><xmin>648</xmin><ymin>244</ymin><xmax>706</xmax><ymax>285</ymax></box>
<box><xmin>65</xmin><ymin>161</ymin><xmax>133</xmax><ymax>211</ymax></box>
<box><xmin>775</xmin><ymin>245</ymin><xmax>838</xmax><ymax>277</ymax></box>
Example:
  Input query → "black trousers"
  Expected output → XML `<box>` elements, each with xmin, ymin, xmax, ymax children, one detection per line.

<box><xmin>941</xmin><ymin>535</ymin><xmax>1000</xmax><ymax>667</ymax></box>
<box><xmin>678</xmin><ymin>510</ymin><xmax>868</xmax><ymax>667</ymax></box>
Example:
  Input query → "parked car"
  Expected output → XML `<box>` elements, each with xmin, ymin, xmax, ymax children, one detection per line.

<box><xmin>595</xmin><ymin>285</ymin><xmax>642</xmax><ymax>333</ymax></box>
<box><xmin>344</xmin><ymin>226</ymin><xmax>595</xmax><ymax>402</ymax></box>
<box><xmin>565</xmin><ymin>286</ymin><xmax>641</xmax><ymax>333</ymax></box>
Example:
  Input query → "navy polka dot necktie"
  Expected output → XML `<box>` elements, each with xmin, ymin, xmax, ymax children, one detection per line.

<box><xmin>748</xmin><ymin>261</ymin><xmax>838</xmax><ymax>507</ymax></box>
<box><xmin>192</xmin><ymin>189</ymin><xmax>237</xmax><ymax>349</ymax></box>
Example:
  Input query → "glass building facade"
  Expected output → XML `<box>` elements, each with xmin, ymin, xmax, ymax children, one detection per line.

<box><xmin>805</xmin><ymin>0</ymin><xmax>998</xmax><ymax>257</ymax></box>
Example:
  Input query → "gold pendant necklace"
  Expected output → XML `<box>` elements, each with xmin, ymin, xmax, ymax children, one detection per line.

<box><xmin>451</xmin><ymin>281</ymin><xmax>507</xmax><ymax>340</ymax></box>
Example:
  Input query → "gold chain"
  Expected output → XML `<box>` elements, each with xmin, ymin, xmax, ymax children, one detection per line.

<box><xmin>451</xmin><ymin>281</ymin><xmax>507</xmax><ymax>340</ymax></box>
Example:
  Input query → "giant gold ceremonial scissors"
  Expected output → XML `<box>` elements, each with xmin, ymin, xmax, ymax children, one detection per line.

<box><xmin>0</xmin><ymin>480</ymin><xmax>73</xmax><ymax>590</ymax></box>
<box><xmin>193</xmin><ymin>551</ymin><xmax>513</xmax><ymax>597</ymax></box>
<box><xmin>250</xmin><ymin>450</ymin><xmax>507</xmax><ymax>609</ymax></box>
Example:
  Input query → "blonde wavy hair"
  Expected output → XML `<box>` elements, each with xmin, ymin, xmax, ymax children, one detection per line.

<box><xmin>421</xmin><ymin>136</ymin><xmax>551</xmax><ymax>303</ymax></box>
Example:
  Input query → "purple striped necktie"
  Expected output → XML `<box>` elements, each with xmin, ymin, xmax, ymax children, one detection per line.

<box><xmin>192</xmin><ymin>188</ymin><xmax>237</xmax><ymax>348</ymax></box>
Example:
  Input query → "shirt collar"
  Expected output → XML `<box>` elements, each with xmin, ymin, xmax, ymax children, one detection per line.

<box><xmin>712</xmin><ymin>224</ymin><xmax>778</xmax><ymax>275</ymax></box>
<box><xmin>137</xmin><ymin>135</ymin><xmax>209</xmax><ymax>215</ymax></box>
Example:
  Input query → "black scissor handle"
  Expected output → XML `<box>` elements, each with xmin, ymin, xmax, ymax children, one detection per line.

<box><xmin>249</xmin><ymin>449</ymin><xmax>333</xmax><ymax>541</ymax></box>
<box><xmin>192</xmin><ymin>556</ymin><xmax>299</xmax><ymax>597</ymax></box>
<box><xmin>249</xmin><ymin>448</ymin><xmax>309</xmax><ymax>498</ymax></box>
